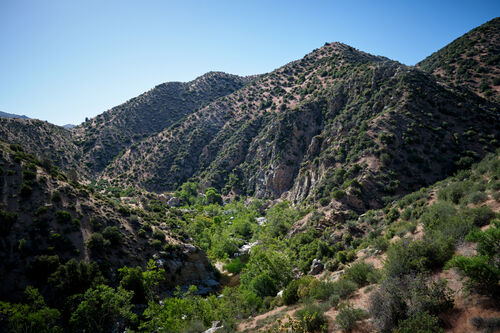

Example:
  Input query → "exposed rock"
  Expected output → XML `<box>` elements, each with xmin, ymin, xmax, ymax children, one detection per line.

<box><xmin>167</xmin><ymin>197</ymin><xmax>181</xmax><ymax>207</ymax></box>
<box><xmin>239</xmin><ymin>241</ymin><xmax>259</xmax><ymax>255</ymax></box>
<box><xmin>203</xmin><ymin>321</ymin><xmax>223</xmax><ymax>333</ymax></box>
<box><xmin>256</xmin><ymin>217</ymin><xmax>267</xmax><ymax>226</ymax></box>
<box><xmin>309</xmin><ymin>259</ymin><xmax>324</xmax><ymax>275</ymax></box>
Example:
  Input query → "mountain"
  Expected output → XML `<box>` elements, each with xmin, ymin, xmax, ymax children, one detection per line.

<box><xmin>104</xmin><ymin>42</ymin><xmax>499</xmax><ymax>214</ymax></box>
<box><xmin>0</xmin><ymin>141</ymin><xmax>217</xmax><ymax>301</ymax></box>
<box><xmin>417</xmin><ymin>17</ymin><xmax>500</xmax><ymax>103</ymax></box>
<box><xmin>0</xmin><ymin>111</ymin><xmax>29</xmax><ymax>119</ymax></box>
<box><xmin>62</xmin><ymin>124</ymin><xmax>76</xmax><ymax>129</ymax></box>
<box><xmin>0</xmin><ymin>18</ymin><xmax>499</xmax><ymax>333</ymax></box>
<box><xmin>73</xmin><ymin>72</ymin><xmax>254</xmax><ymax>174</ymax></box>
<box><xmin>0</xmin><ymin>118</ymin><xmax>85</xmax><ymax>175</ymax></box>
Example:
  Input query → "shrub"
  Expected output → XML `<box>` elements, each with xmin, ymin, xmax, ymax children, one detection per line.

<box><xmin>294</xmin><ymin>304</ymin><xmax>328</xmax><ymax>332</ymax></box>
<box><xmin>335</xmin><ymin>303</ymin><xmax>368</xmax><ymax>331</ymax></box>
<box><xmin>86</xmin><ymin>233</ymin><xmax>109</xmax><ymax>253</ymax></box>
<box><xmin>331</xmin><ymin>279</ymin><xmax>358</xmax><ymax>300</ymax></box>
<box><xmin>445</xmin><ymin>220</ymin><xmax>500</xmax><ymax>295</ymax></box>
<box><xmin>420</xmin><ymin>202</ymin><xmax>456</xmax><ymax>230</ymax></box>
<box><xmin>467</xmin><ymin>191</ymin><xmax>487</xmax><ymax>204</ymax></box>
<box><xmin>0</xmin><ymin>210</ymin><xmax>18</xmax><ymax>236</ymax></box>
<box><xmin>249</xmin><ymin>273</ymin><xmax>278</xmax><ymax>298</ymax></box>
<box><xmin>102</xmin><ymin>226</ymin><xmax>123</xmax><ymax>246</ymax></box>
<box><xmin>49</xmin><ymin>259</ymin><xmax>105</xmax><ymax>298</ymax></box>
<box><xmin>385</xmin><ymin>236</ymin><xmax>454</xmax><ymax>278</ymax></box>
<box><xmin>395</xmin><ymin>312</ymin><xmax>444</xmax><ymax>333</ymax></box>
<box><xmin>119</xmin><ymin>266</ymin><xmax>147</xmax><ymax>304</ymax></box>
<box><xmin>462</xmin><ymin>206</ymin><xmax>496</xmax><ymax>227</ymax></box>
<box><xmin>55</xmin><ymin>210</ymin><xmax>72</xmax><ymax>223</ymax></box>
<box><xmin>27</xmin><ymin>255</ymin><xmax>60</xmax><ymax>281</ymax></box>
<box><xmin>282</xmin><ymin>279</ymin><xmax>300</xmax><ymax>305</ymax></box>
<box><xmin>344</xmin><ymin>262</ymin><xmax>381</xmax><ymax>286</ymax></box>
<box><xmin>22</xmin><ymin>169</ymin><xmax>36</xmax><ymax>180</ymax></box>
<box><xmin>51</xmin><ymin>191</ymin><xmax>61</xmax><ymax>203</ymax></box>
<box><xmin>369</xmin><ymin>275</ymin><xmax>452</xmax><ymax>332</ymax></box>
<box><xmin>223</xmin><ymin>257</ymin><xmax>244</xmax><ymax>274</ymax></box>
<box><xmin>152</xmin><ymin>229</ymin><xmax>165</xmax><ymax>241</ymax></box>
<box><xmin>19</xmin><ymin>182</ymin><xmax>33</xmax><ymax>197</ymax></box>
<box><xmin>150</xmin><ymin>239</ymin><xmax>162</xmax><ymax>249</ymax></box>
<box><xmin>205</xmin><ymin>187</ymin><xmax>222</xmax><ymax>205</ymax></box>
<box><xmin>438</xmin><ymin>182</ymin><xmax>466</xmax><ymax>204</ymax></box>
<box><xmin>372</xmin><ymin>236</ymin><xmax>389</xmax><ymax>252</ymax></box>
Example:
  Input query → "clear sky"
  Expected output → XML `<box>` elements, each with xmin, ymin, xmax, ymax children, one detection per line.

<box><xmin>0</xmin><ymin>1</ymin><xmax>498</xmax><ymax>126</ymax></box>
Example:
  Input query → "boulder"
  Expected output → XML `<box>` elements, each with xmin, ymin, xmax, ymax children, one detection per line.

<box><xmin>167</xmin><ymin>197</ymin><xmax>181</xmax><ymax>207</ymax></box>
<box><xmin>309</xmin><ymin>259</ymin><xmax>324</xmax><ymax>275</ymax></box>
<box><xmin>203</xmin><ymin>321</ymin><xmax>223</xmax><ymax>333</ymax></box>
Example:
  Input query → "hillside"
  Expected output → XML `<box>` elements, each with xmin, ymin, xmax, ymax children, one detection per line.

<box><xmin>0</xmin><ymin>141</ymin><xmax>218</xmax><ymax>303</ymax></box>
<box><xmin>73</xmin><ymin>72</ymin><xmax>254</xmax><ymax>173</ymax></box>
<box><xmin>104</xmin><ymin>42</ymin><xmax>499</xmax><ymax>215</ymax></box>
<box><xmin>0</xmin><ymin>118</ymin><xmax>85</xmax><ymax>176</ymax></box>
<box><xmin>0</xmin><ymin>18</ymin><xmax>499</xmax><ymax>333</ymax></box>
<box><xmin>418</xmin><ymin>17</ymin><xmax>500</xmax><ymax>102</ymax></box>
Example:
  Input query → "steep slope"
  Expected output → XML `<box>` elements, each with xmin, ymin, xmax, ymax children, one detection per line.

<box><xmin>417</xmin><ymin>17</ymin><xmax>500</xmax><ymax>102</ymax></box>
<box><xmin>104</xmin><ymin>42</ymin><xmax>499</xmax><ymax>214</ymax></box>
<box><xmin>102</xmin><ymin>43</ymin><xmax>387</xmax><ymax>191</ymax></box>
<box><xmin>73</xmin><ymin>72</ymin><xmax>253</xmax><ymax>173</ymax></box>
<box><xmin>0</xmin><ymin>141</ymin><xmax>217</xmax><ymax>302</ymax></box>
<box><xmin>0</xmin><ymin>118</ymin><xmax>85</xmax><ymax>176</ymax></box>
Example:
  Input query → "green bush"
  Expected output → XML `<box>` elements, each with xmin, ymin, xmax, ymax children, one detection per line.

<box><xmin>55</xmin><ymin>210</ymin><xmax>72</xmax><ymax>223</ymax></box>
<box><xmin>335</xmin><ymin>303</ymin><xmax>367</xmax><ymax>331</ymax></box>
<box><xmin>48</xmin><ymin>259</ymin><xmax>105</xmax><ymax>298</ymax></box>
<box><xmin>395</xmin><ymin>312</ymin><xmax>444</xmax><ymax>333</ymax></box>
<box><xmin>467</xmin><ymin>191</ymin><xmax>487</xmax><ymax>204</ymax></box>
<box><xmin>102</xmin><ymin>226</ymin><xmax>123</xmax><ymax>246</ymax></box>
<box><xmin>249</xmin><ymin>273</ymin><xmax>278</xmax><ymax>298</ymax></box>
<box><xmin>462</xmin><ymin>206</ymin><xmax>496</xmax><ymax>227</ymax></box>
<box><xmin>343</xmin><ymin>261</ymin><xmax>381</xmax><ymax>286</ymax></box>
<box><xmin>86</xmin><ymin>233</ymin><xmax>109</xmax><ymax>253</ymax></box>
<box><xmin>446</xmin><ymin>220</ymin><xmax>500</xmax><ymax>295</ymax></box>
<box><xmin>223</xmin><ymin>257</ymin><xmax>244</xmax><ymax>274</ymax></box>
<box><xmin>22</xmin><ymin>169</ymin><xmax>36</xmax><ymax>180</ymax></box>
<box><xmin>294</xmin><ymin>304</ymin><xmax>328</xmax><ymax>332</ymax></box>
<box><xmin>282</xmin><ymin>280</ymin><xmax>300</xmax><ymax>305</ymax></box>
<box><xmin>369</xmin><ymin>275</ymin><xmax>452</xmax><ymax>332</ymax></box>
<box><xmin>152</xmin><ymin>229</ymin><xmax>165</xmax><ymax>241</ymax></box>
<box><xmin>119</xmin><ymin>266</ymin><xmax>147</xmax><ymax>304</ymax></box>
<box><xmin>372</xmin><ymin>236</ymin><xmax>389</xmax><ymax>252</ymax></box>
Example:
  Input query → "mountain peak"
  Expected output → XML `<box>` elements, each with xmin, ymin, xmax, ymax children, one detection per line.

<box><xmin>417</xmin><ymin>16</ymin><xmax>500</xmax><ymax>102</ymax></box>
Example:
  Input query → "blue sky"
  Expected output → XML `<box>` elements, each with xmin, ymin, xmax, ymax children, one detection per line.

<box><xmin>0</xmin><ymin>1</ymin><xmax>498</xmax><ymax>126</ymax></box>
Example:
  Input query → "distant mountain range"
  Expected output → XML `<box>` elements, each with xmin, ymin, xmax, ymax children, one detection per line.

<box><xmin>0</xmin><ymin>111</ymin><xmax>29</xmax><ymax>119</ymax></box>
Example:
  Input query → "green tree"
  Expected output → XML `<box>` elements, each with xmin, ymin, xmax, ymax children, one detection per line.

<box><xmin>70</xmin><ymin>284</ymin><xmax>135</xmax><ymax>333</ymax></box>
<box><xmin>0</xmin><ymin>287</ymin><xmax>61</xmax><ymax>333</ymax></box>
<box><xmin>205</xmin><ymin>187</ymin><xmax>222</xmax><ymax>205</ymax></box>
